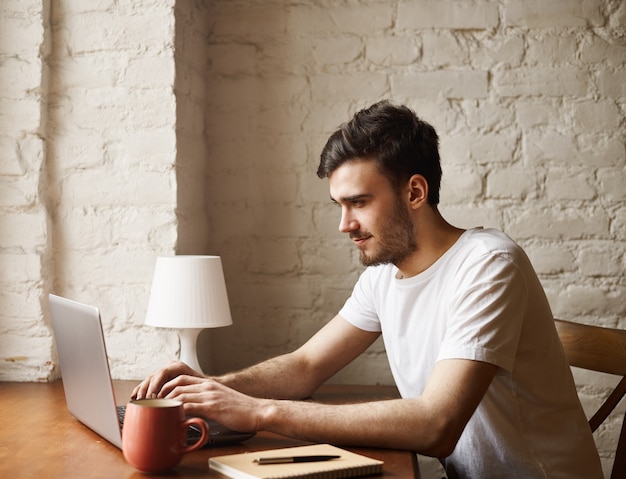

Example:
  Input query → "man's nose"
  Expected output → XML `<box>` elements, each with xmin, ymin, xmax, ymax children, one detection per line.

<box><xmin>339</xmin><ymin>209</ymin><xmax>358</xmax><ymax>233</ymax></box>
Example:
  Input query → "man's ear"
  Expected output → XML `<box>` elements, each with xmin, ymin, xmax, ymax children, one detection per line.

<box><xmin>407</xmin><ymin>174</ymin><xmax>429</xmax><ymax>209</ymax></box>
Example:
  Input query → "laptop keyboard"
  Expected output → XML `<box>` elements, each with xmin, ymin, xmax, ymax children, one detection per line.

<box><xmin>117</xmin><ymin>406</ymin><xmax>204</xmax><ymax>446</ymax></box>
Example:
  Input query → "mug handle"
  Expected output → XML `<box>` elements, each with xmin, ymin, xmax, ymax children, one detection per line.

<box><xmin>181</xmin><ymin>417</ymin><xmax>209</xmax><ymax>452</ymax></box>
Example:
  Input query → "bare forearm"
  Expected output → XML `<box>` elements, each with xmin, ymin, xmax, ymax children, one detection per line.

<box><xmin>249</xmin><ymin>358</ymin><xmax>497</xmax><ymax>456</ymax></box>
<box><xmin>215</xmin><ymin>352</ymin><xmax>324</xmax><ymax>400</ymax></box>
<box><xmin>257</xmin><ymin>397</ymin><xmax>451</xmax><ymax>456</ymax></box>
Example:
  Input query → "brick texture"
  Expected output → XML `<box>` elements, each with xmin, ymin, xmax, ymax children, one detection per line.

<box><xmin>1</xmin><ymin>1</ymin><xmax>624</xmax><ymax>477</ymax></box>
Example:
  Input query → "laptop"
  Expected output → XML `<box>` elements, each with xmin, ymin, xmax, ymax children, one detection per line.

<box><xmin>48</xmin><ymin>294</ymin><xmax>254</xmax><ymax>449</ymax></box>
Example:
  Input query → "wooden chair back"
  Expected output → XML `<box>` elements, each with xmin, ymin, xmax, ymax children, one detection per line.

<box><xmin>555</xmin><ymin>319</ymin><xmax>626</xmax><ymax>479</ymax></box>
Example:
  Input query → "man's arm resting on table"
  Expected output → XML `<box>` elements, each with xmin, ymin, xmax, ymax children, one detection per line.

<box><xmin>253</xmin><ymin>358</ymin><xmax>497</xmax><ymax>456</ymax></box>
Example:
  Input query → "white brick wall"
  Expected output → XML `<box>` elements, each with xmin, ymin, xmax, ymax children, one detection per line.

<box><xmin>0</xmin><ymin>0</ymin><xmax>180</xmax><ymax>381</ymax></box>
<box><xmin>0</xmin><ymin>1</ymin><xmax>624</xmax><ymax>477</ymax></box>
<box><xmin>199</xmin><ymin>2</ymin><xmax>625</xmax><ymax>477</ymax></box>
<box><xmin>0</xmin><ymin>0</ymin><xmax>51</xmax><ymax>381</ymax></box>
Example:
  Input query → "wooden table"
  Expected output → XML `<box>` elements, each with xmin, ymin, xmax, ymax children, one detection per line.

<box><xmin>0</xmin><ymin>380</ymin><xmax>419</xmax><ymax>478</ymax></box>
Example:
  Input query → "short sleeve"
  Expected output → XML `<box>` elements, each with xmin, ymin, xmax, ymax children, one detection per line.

<box><xmin>438</xmin><ymin>251</ymin><xmax>528</xmax><ymax>372</ymax></box>
<box><xmin>339</xmin><ymin>268</ymin><xmax>383</xmax><ymax>333</ymax></box>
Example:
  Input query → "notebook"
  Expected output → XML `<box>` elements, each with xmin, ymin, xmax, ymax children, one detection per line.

<box><xmin>48</xmin><ymin>294</ymin><xmax>255</xmax><ymax>449</ymax></box>
<box><xmin>208</xmin><ymin>443</ymin><xmax>384</xmax><ymax>479</ymax></box>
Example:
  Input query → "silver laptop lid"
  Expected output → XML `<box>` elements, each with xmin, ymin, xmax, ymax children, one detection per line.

<box><xmin>48</xmin><ymin>294</ymin><xmax>123</xmax><ymax>448</ymax></box>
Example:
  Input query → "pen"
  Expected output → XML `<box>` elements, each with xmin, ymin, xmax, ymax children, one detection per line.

<box><xmin>254</xmin><ymin>454</ymin><xmax>341</xmax><ymax>465</ymax></box>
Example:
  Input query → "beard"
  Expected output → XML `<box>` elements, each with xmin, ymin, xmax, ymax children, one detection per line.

<box><xmin>354</xmin><ymin>198</ymin><xmax>417</xmax><ymax>267</ymax></box>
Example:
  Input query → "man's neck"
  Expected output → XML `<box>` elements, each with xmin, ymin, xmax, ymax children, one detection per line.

<box><xmin>396</xmin><ymin>208</ymin><xmax>465</xmax><ymax>278</ymax></box>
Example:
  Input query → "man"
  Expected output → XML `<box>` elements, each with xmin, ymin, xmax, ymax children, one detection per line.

<box><xmin>134</xmin><ymin>101</ymin><xmax>602</xmax><ymax>478</ymax></box>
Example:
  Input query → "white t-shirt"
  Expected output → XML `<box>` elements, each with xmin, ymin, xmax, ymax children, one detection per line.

<box><xmin>339</xmin><ymin>228</ymin><xmax>602</xmax><ymax>478</ymax></box>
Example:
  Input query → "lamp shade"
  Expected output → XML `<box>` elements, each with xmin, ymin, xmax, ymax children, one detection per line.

<box><xmin>145</xmin><ymin>255</ymin><xmax>233</xmax><ymax>329</ymax></box>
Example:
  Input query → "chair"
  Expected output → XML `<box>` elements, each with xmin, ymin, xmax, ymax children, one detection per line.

<box><xmin>555</xmin><ymin>319</ymin><xmax>626</xmax><ymax>479</ymax></box>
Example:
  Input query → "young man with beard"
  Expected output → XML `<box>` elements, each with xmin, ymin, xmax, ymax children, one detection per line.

<box><xmin>134</xmin><ymin>101</ymin><xmax>602</xmax><ymax>478</ymax></box>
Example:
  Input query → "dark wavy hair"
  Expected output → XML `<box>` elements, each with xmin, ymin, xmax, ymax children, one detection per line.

<box><xmin>317</xmin><ymin>100</ymin><xmax>442</xmax><ymax>205</ymax></box>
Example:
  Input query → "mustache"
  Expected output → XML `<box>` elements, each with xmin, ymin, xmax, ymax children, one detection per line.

<box><xmin>349</xmin><ymin>231</ymin><xmax>372</xmax><ymax>240</ymax></box>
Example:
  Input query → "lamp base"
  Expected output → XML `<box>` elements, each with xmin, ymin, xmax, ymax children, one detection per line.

<box><xmin>177</xmin><ymin>328</ymin><xmax>205</xmax><ymax>374</ymax></box>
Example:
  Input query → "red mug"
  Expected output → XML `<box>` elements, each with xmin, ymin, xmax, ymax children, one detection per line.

<box><xmin>122</xmin><ymin>398</ymin><xmax>208</xmax><ymax>473</ymax></box>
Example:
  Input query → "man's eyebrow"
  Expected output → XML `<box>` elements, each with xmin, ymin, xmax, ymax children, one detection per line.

<box><xmin>331</xmin><ymin>194</ymin><xmax>373</xmax><ymax>204</ymax></box>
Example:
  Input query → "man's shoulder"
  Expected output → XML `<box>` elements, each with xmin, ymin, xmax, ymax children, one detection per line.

<box><xmin>460</xmin><ymin>227</ymin><xmax>523</xmax><ymax>256</ymax></box>
<box><xmin>451</xmin><ymin>228</ymin><xmax>537</xmax><ymax>283</ymax></box>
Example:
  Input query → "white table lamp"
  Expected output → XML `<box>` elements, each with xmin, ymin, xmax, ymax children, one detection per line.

<box><xmin>145</xmin><ymin>255</ymin><xmax>233</xmax><ymax>373</ymax></box>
